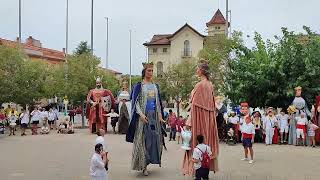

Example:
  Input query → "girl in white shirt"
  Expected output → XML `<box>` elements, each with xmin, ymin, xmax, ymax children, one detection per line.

<box><xmin>9</xmin><ymin>111</ymin><xmax>17</xmax><ymax>136</ymax></box>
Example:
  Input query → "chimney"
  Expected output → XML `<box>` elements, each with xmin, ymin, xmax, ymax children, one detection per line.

<box><xmin>62</xmin><ymin>48</ymin><xmax>66</xmax><ymax>55</ymax></box>
<box><xmin>26</xmin><ymin>36</ymin><xmax>33</xmax><ymax>45</ymax></box>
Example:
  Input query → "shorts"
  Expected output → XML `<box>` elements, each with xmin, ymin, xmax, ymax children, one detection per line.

<box><xmin>296</xmin><ymin>129</ymin><xmax>305</xmax><ymax>139</ymax></box>
<box><xmin>176</xmin><ymin>132</ymin><xmax>181</xmax><ymax>137</ymax></box>
<box><xmin>195</xmin><ymin>167</ymin><xmax>209</xmax><ymax>180</ymax></box>
<box><xmin>280</xmin><ymin>126</ymin><xmax>289</xmax><ymax>133</ymax></box>
<box><xmin>242</xmin><ymin>138</ymin><xmax>253</xmax><ymax>148</ymax></box>
<box><xmin>111</xmin><ymin>119</ymin><xmax>118</xmax><ymax>127</ymax></box>
<box><xmin>21</xmin><ymin>123</ymin><xmax>28</xmax><ymax>128</ymax></box>
<box><xmin>32</xmin><ymin>121</ymin><xmax>39</xmax><ymax>125</ymax></box>
<box><xmin>48</xmin><ymin>120</ymin><xmax>55</xmax><ymax>125</ymax></box>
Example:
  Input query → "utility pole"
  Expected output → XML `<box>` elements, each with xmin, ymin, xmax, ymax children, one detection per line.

<box><xmin>18</xmin><ymin>0</ymin><xmax>21</xmax><ymax>44</ymax></box>
<box><xmin>66</xmin><ymin>0</ymin><xmax>69</xmax><ymax>55</ymax></box>
<box><xmin>104</xmin><ymin>17</ymin><xmax>109</xmax><ymax>69</ymax></box>
<box><xmin>91</xmin><ymin>0</ymin><xmax>94</xmax><ymax>54</ymax></box>
<box><xmin>228</xmin><ymin>10</ymin><xmax>232</xmax><ymax>36</ymax></box>
<box><xmin>225</xmin><ymin>0</ymin><xmax>229</xmax><ymax>37</ymax></box>
<box><xmin>129</xmin><ymin>30</ymin><xmax>132</xmax><ymax>92</ymax></box>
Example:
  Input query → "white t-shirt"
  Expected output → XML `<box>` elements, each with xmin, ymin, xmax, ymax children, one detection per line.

<box><xmin>20</xmin><ymin>112</ymin><xmax>29</xmax><ymax>124</ymax></box>
<box><xmin>263</xmin><ymin>116</ymin><xmax>277</xmax><ymax>130</ymax></box>
<box><xmin>9</xmin><ymin>115</ymin><xmax>17</xmax><ymax>123</ymax></box>
<box><xmin>95</xmin><ymin>136</ymin><xmax>108</xmax><ymax>153</ymax></box>
<box><xmin>90</xmin><ymin>153</ymin><xmax>107</xmax><ymax>178</ymax></box>
<box><xmin>277</xmin><ymin>114</ymin><xmax>289</xmax><ymax>128</ymax></box>
<box><xmin>41</xmin><ymin>111</ymin><xmax>48</xmax><ymax>120</ymax></box>
<box><xmin>240</xmin><ymin>122</ymin><xmax>255</xmax><ymax>134</ymax></box>
<box><xmin>48</xmin><ymin>112</ymin><xmax>56</xmax><ymax>121</ymax></box>
<box><xmin>228</xmin><ymin>116</ymin><xmax>239</xmax><ymax>124</ymax></box>
<box><xmin>296</xmin><ymin>117</ymin><xmax>307</xmax><ymax>126</ymax></box>
<box><xmin>192</xmin><ymin>144</ymin><xmax>212</xmax><ymax>170</ymax></box>
<box><xmin>31</xmin><ymin>110</ymin><xmax>40</xmax><ymax>122</ymax></box>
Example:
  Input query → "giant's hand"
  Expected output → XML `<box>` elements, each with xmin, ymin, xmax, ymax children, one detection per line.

<box><xmin>140</xmin><ymin>114</ymin><xmax>148</xmax><ymax>123</ymax></box>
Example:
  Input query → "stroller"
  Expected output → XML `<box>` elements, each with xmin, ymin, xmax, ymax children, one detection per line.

<box><xmin>226</xmin><ymin>123</ymin><xmax>237</xmax><ymax>145</ymax></box>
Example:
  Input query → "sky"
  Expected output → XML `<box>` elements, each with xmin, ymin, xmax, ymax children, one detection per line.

<box><xmin>0</xmin><ymin>0</ymin><xmax>319</xmax><ymax>75</ymax></box>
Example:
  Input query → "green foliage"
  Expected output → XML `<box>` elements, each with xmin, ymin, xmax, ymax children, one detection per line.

<box><xmin>73</xmin><ymin>41</ymin><xmax>91</xmax><ymax>56</ymax></box>
<box><xmin>0</xmin><ymin>41</ymin><xmax>121</xmax><ymax>106</ymax></box>
<box><xmin>224</xmin><ymin>27</ymin><xmax>320</xmax><ymax>108</ymax></box>
<box><xmin>155</xmin><ymin>59</ymin><xmax>196</xmax><ymax>104</ymax></box>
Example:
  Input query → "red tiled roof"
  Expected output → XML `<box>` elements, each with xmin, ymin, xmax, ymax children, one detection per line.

<box><xmin>143</xmin><ymin>24</ymin><xmax>205</xmax><ymax>46</ymax></box>
<box><xmin>143</xmin><ymin>34</ymin><xmax>172</xmax><ymax>46</ymax></box>
<box><xmin>0</xmin><ymin>37</ymin><xmax>65</xmax><ymax>63</ymax></box>
<box><xmin>206</xmin><ymin>9</ymin><xmax>226</xmax><ymax>27</ymax></box>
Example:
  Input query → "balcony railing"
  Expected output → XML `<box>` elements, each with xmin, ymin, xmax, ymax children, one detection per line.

<box><xmin>181</xmin><ymin>50</ymin><xmax>192</xmax><ymax>58</ymax></box>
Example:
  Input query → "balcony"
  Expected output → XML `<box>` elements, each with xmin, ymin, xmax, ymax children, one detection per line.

<box><xmin>181</xmin><ymin>50</ymin><xmax>192</xmax><ymax>58</ymax></box>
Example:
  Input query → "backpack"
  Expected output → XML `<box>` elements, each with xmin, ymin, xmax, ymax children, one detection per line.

<box><xmin>197</xmin><ymin>146</ymin><xmax>210</xmax><ymax>169</ymax></box>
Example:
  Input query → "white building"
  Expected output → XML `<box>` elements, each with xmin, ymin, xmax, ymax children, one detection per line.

<box><xmin>144</xmin><ymin>9</ymin><xmax>228</xmax><ymax>76</ymax></box>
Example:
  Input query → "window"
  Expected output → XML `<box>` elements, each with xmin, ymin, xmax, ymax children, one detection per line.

<box><xmin>157</xmin><ymin>61</ymin><xmax>163</xmax><ymax>77</ymax></box>
<box><xmin>163</xmin><ymin>48</ymin><xmax>167</xmax><ymax>53</ymax></box>
<box><xmin>183</xmin><ymin>40</ymin><xmax>190</xmax><ymax>57</ymax></box>
<box><xmin>152</xmin><ymin>48</ymin><xmax>157</xmax><ymax>53</ymax></box>
<box><xmin>215</xmin><ymin>26</ymin><xmax>221</xmax><ymax>30</ymax></box>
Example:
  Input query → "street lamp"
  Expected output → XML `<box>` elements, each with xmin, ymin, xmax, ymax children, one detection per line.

<box><xmin>104</xmin><ymin>17</ymin><xmax>109</xmax><ymax>69</ymax></box>
<box><xmin>91</xmin><ymin>0</ymin><xmax>94</xmax><ymax>54</ymax></box>
<box><xmin>18</xmin><ymin>0</ymin><xmax>21</xmax><ymax>44</ymax></box>
<box><xmin>129</xmin><ymin>29</ymin><xmax>132</xmax><ymax>92</ymax></box>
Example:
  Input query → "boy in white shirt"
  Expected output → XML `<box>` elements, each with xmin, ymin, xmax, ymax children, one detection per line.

<box><xmin>48</xmin><ymin>108</ymin><xmax>56</xmax><ymax>130</ymax></box>
<box><xmin>8</xmin><ymin>111</ymin><xmax>17</xmax><ymax>136</ymax></box>
<box><xmin>20</xmin><ymin>108</ymin><xmax>29</xmax><ymax>136</ymax></box>
<box><xmin>295</xmin><ymin>112</ymin><xmax>308</xmax><ymax>146</ymax></box>
<box><xmin>240</xmin><ymin>115</ymin><xmax>255</xmax><ymax>164</ymax></box>
<box><xmin>31</xmin><ymin>107</ymin><xmax>40</xmax><ymax>135</ymax></box>
<box><xmin>263</xmin><ymin>108</ymin><xmax>277</xmax><ymax>145</ymax></box>
<box><xmin>90</xmin><ymin>143</ymin><xmax>108</xmax><ymax>180</ymax></box>
<box><xmin>191</xmin><ymin>135</ymin><xmax>213</xmax><ymax>180</ymax></box>
<box><xmin>277</xmin><ymin>109</ymin><xmax>289</xmax><ymax>144</ymax></box>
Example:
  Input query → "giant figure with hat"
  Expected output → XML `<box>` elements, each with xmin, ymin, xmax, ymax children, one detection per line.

<box><xmin>312</xmin><ymin>96</ymin><xmax>320</xmax><ymax>144</ymax></box>
<box><xmin>288</xmin><ymin>86</ymin><xmax>310</xmax><ymax>145</ymax></box>
<box><xmin>126</xmin><ymin>62</ymin><xmax>165</xmax><ymax>176</ymax></box>
<box><xmin>86</xmin><ymin>76</ymin><xmax>115</xmax><ymax>133</ymax></box>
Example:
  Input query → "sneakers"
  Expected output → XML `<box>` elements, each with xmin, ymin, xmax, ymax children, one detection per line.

<box><xmin>249</xmin><ymin>160</ymin><xmax>254</xmax><ymax>164</ymax></box>
<box><xmin>143</xmin><ymin>169</ymin><xmax>149</xmax><ymax>176</ymax></box>
<box><xmin>241</xmin><ymin>158</ymin><xmax>248</xmax><ymax>161</ymax></box>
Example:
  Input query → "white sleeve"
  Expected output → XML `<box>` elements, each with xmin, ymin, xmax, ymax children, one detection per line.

<box><xmin>94</xmin><ymin>156</ymin><xmax>105</xmax><ymax>169</ymax></box>
<box><xmin>192</xmin><ymin>149</ymin><xmax>201</xmax><ymax>160</ymax></box>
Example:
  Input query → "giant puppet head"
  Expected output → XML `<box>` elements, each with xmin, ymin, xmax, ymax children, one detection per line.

<box><xmin>240</xmin><ymin>102</ymin><xmax>249</xmax><ymax>116</ymax></box>
<box><xmin>95</xmin><ymin>76</ymin><xmax>103</xmax><ymax>89</ymax></box>
<box><xmin>294</xmin><ymin>86</ymin><xmax>302</xmax><ymax>97</ymax></box>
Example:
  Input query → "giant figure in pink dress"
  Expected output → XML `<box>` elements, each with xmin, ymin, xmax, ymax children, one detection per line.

<box><xmin>86</xmin><ymin>76</ymin><xmax>115</xmax><ymax>133</ymax></box>
<box><xmin>183</xmin><ymin>61</ymin><xmax>219</xmax><ymax>176</ymax></box>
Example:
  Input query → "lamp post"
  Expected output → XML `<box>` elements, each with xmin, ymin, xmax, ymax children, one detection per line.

<box><xmin>104</xmin><ymin>17</ymin><xmax>109</xmax><ymax>69</ymax></box>
<box><xmin>66</xmin><ymin>0</ymin><xmax>69</xmax><ymax>55</ymax></box>
<box><xmin>129</xmin><ymin>30</ymin><xmax>132</xmax><ymax>92</ymax></box>
<box><xmin>91</xmin><ymin>0</ymin><xmax>94</xmax><ymax>54</ymax></box>
<box><xmin>18</xmin><ymin>0</ymin><xmax>21</xmax><ymax>44</ymax></box>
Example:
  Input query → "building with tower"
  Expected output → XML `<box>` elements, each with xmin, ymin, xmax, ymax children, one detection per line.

<box><xmin>144</xmin><ymin>9</ymin><xmax>228</xmax><ymax>76</ymax></box>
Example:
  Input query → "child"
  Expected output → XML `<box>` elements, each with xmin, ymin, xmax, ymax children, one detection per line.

<box><xmin>263</xmin><ymin>108</ymin><xmax>277</xmax><ymax>145</ymax></box>
<box><xmin>107</xmin><ymin>109</ymin><xmax>119</xmax><ymax>134</ymax></box>
<box><xmin>295</xmin><ymin>112</ymin><xmax>308</xmax><ymax>146</ymax></box>
<box><xmin>277</xmin><ymin>109</ymin><xmax>289</xmax><ymax>144</ymax></box>
<box><xmin>176</xmin><ymin>116</ymin><xmax>185</xmax><ymax>144</ymax></box>
<box><xmin>192</xmin><ymin>135</ymin><xmax>213</xmax><ymax>180</ymax></box>
<box><xmin>240</xmin><ymin>115</ymin><xmax>255</xmax><ymax>164</ymax></box>
<box><xmin>40</xmin><ymin>119</ymin><xmax>50</xmax><ymax>134</ymax></box>
<box><xmin>48</xmin><ymin>108</ymin><xmax>56</xmax><ymax>130</ymax></box>
<box><xmin>9</xmin><ymin>111</ymin><xmax>17</xmax><ymax>136</ymax></box>
<box><xmin>20</xmin><ymin>108</ymin><xmax>29</xmax><ymax>136</ymax></box>
<box><xmin>307</xmin><ymin>120</ymin><xmax>319</xmax><ymax>147</ymax></box>
<box><xmin>30</xmin><ymin>107</ymin><xmax>40</xmax><ymax>135</ymax></box>
<box><xmin>90</xmin><ymin>143</ymin><xmax>108</xmax><ymax>180</ymax></box>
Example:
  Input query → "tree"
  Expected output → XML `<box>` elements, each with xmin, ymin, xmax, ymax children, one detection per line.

<box><xmin>155</xmin><ymin>59</ymin><xmax>196</xmax><ymax>116</ymax></box>
<box><xmin>73</xmin><ymin>41</ymin><xmax>91</xmax><ymax>56</ymax></box>
<box><xmin>224</xmin><ymin>27</ymin><xmax>320</xmax><ymax>108</ymax></box>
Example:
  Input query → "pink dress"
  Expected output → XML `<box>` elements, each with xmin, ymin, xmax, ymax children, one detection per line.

<box><xmin>183</xmin><ymin>79</ymin><xmax>219</xmax><ymax>175</ymax></box>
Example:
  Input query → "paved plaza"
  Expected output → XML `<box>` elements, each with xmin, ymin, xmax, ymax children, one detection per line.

<box><xmin>1</xmin><ymin>128</ymin><xmax>320</xmax><ymax>180</ymax></box>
